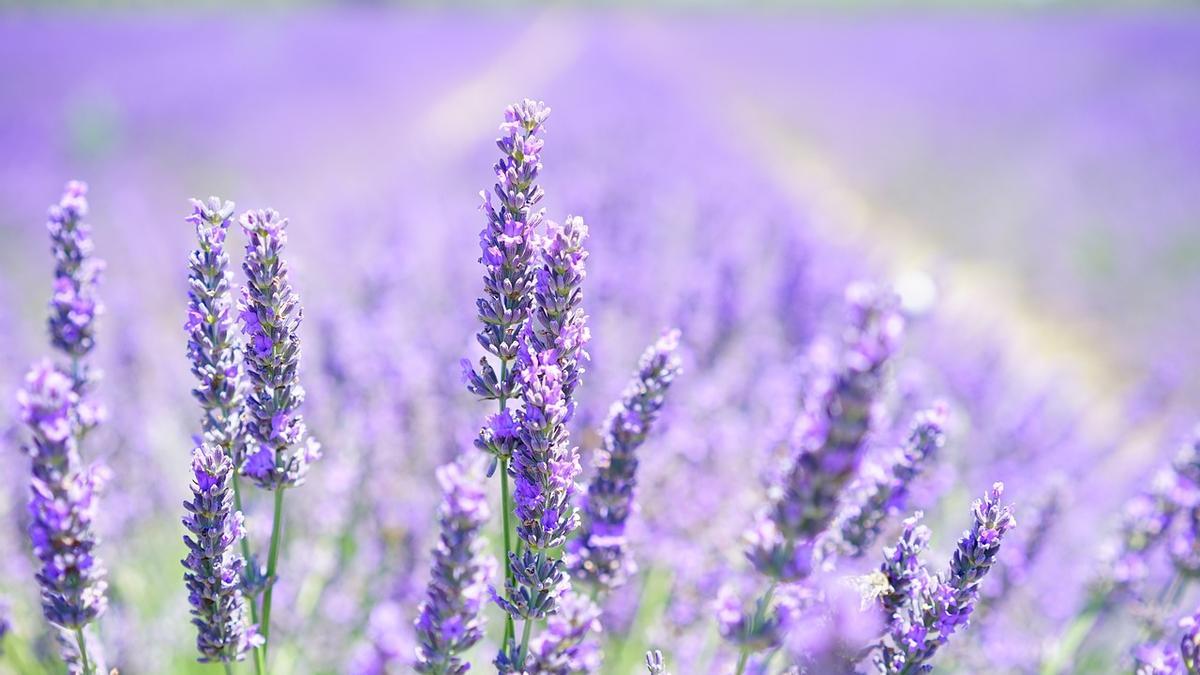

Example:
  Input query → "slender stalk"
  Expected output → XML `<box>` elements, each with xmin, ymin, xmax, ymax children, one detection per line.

<box><xmin>519</xmin><ymin>616</ymin><xmax>535</xmax><ymax>668</ymax></box>
<box><xmin>259</xmin><ymin>488</ymin><xmax>287</xmax><ymax>663</ymax></box>
<box><xmin>73</xmin><ymin>628</ymin><xmax>92</xmax><ymax>675</ymax></box>
<box><xmin>224</xmin><ymin>662</ymin><xmax>235</xmax><ymax>675</ymax></box>
<box><xmin>231</xmin><ymin>476</ymin><xmax>259</xmax><ymax>626</ymax></box>
<box><xmin>498</xmin><ymin>358</ymin><xmax>516</xmax><ymax>644</ymax></box>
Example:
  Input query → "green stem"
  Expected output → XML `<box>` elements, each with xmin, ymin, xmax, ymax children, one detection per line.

<box><xmin>734</xmin><ymin>582</ymin><xmax>778</xmax><ymax>675</ymax></box>
<box><xmin>498</xmin><ymin>358</ymin><xmax>516</xmax><ymax>645</ymax></box>
<box><xmin>519</xmin><ymin>617</ymin><xmax>535</xmax><ymax>668</ymax></box>
<box><xmin>231</xmin><ymin>476</ymin><xmax>260</xmax><ymax>623</ymax></box>
<box><xmin>73</xmin><ymin>628</ymin><xmax>92</xmax><ymax>675</ymax></box>
<box><xmin>1040</xmin><ymin>591</ymin><xmax>1107</xmax><ymax>675</ymax></box>
<box><xmin>224</xmin><ymin>661</ymin><xmax>235</xmax><ymax>675</ymax></box>
<box><xmin>259</xmin><ymin>487</ymin><xmax>287</xmax><ymax>665</ymax></box>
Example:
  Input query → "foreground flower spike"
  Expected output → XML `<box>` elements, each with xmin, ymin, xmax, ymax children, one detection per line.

<box><xmin>1182</xmin><ymin>609</ymin><xmax>1200</xmax><ymax>673</ymax></box>
<box><xmin>462</xmin><ymin>99</ymin><xmax>549</xmax><ymax>408</ymax></box>
<box><xmin>238</xmin><ymin>208</ymin><xmax>321</xmax><ymax>489</ymax></box>
<box><xmin>237</xmin><ymin>207</ymin><xmax>320</xmax><ymax>664</ymax></box>
<box><xmin>498</xmin><ymin>341</ymin><xmax>580</xmax><ymax>624</ymax></box>
<box><xmin>568</xmin><ymin>329</ymin><xmax>682</xmax><ymax>592</ymax></box>
<box><xmin>46</xmin><ymin>181</ymin><xmax>105</xmax><ymax>385</ymax></box>
<box><xmin>876</xmin><ymin>483</ymin><xmax>1016</xmax><ymax>673</ymax></box>
<box><xmin>748</xmin><ymin>283</ymin><xmax>904</xmax><ymax>582</ymax></box>
<box><xmin>528</xmin><ymin>215</ymin><xmax>591</xmax><ymax>420</ymax></box>
<box><xmin>821</xmin><ymin>405</ymin><xmax>947</xmax><ymax>560</ymax></box>
<box><xmin>414</xmin><ymin>458</ymin><xmax>495</xmax><ymax>674</ymax></box>
<box><xmin>186</xmin><ymin>198</ymin><xmax>245</xmax><ymax>462</ymax></box>
<box><xmin>18</xmin><ymin>360</ymin><xmax>109</xmax><ymax>670</ymax></box>
<box><xmin>522</xmin><ymin>589</ymin><xmax>602</xmax><ymax>674</ymax></box>
<box><xmin>182</xmin><ymin>444</ymin><xmax>260</xmax><ymax>663</ymax></box>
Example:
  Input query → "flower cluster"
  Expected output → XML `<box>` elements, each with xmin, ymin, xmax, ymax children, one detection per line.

<box><xmin>568</xmin><ymin>329</ymin><xmax>682</xmax><ymax>592</ymax></box>
<box><xmin>414</xmin><ymin>459</ymin><xmax>495</xmax><ymax>674</ymax></box>
<box><xmin>45</xmin><ymin>180</ymin><xmax>105</xmax><ymax>379</ymax></box>
<box><xmin>185</xmin><ymin>197</ymin><xmax>245</xmax><ymax>461</ymax></box>
<box><xmin>462</xmin><ymin>99</ymin><xmax>550</xmax><ymax>407</ymax></box>
<box><xmin>875</xmin><ymin>483</ymin><xmax>1016</xmax><ymax>673</ymax></box>
<box><xmin>182</xmin><ymin>444</ymin><xmax>260</xmax><ymax>663</ymax></box>
<box><xmin>238</xmin><ymin>209</ymin><xmax>321</xmax><ymax>489</ymax></box>
<box><xmin>820</xmin><ymin>404</ymin><xmax>947</xmax><ymax>560</ymax></box>
<box><xmin>527</xmin><ymin>215</ymin><xmax>590</xmax><ymax>420</ymax></box>
<box><xmin>522</xmin><ymin>589</ymin><xmax>602</xmax><ymax>674</ymax></box>
<box><xmin>877</xmin><ymin>513</ymin><xmax>933</xmax><ymax>621</ymax></box>
<box><xmin>747</xmin><ymin>283</ymin><xmax>904</xmax><ymax>582</ymax></box>
<box><xmin>18</xmin><ymin>360</ymin><xmax>109</xmax><ymax>631</ymax></box>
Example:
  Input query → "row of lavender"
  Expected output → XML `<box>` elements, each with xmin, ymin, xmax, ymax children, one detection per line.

<box><xmin>1</xmin><ymin>96</ymin><xmax>1197</xmax><ymax>674</ymax></box>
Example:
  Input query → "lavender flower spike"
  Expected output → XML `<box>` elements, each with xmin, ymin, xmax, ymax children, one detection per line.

<box><xmin>645</xmin><ymin>650</ymin><xmax>670</xmax><ymax>675</ymax></box>
<box><xmin>497</xmin><ymin>340</ymin><xmax>579</xmax><ymax>622</ymax></box>
<box><xmin>528</xmin><ymin>215</ymin><xmax>590</xmax><ymax>420</ymax></box>
<box><xmin>821</xmin><ymin>404</ymin><xmax>947</xmax><ymax>561</ymax></box>
<box><xmin>414</xmin><ymin>458</ymin><xmax>495</xmax><ymax>674</ymax></box>
<box><xmin>877</xmin><ymin>483</ymin><xmax>1016</xmax><ymax>674</ymax></box>
<box><xmin>18</xmin><ymin>360</ymin><xmax>109</xmax><ymax>632</ymax></box>
<box><xmin>568</xmin><ymin>329</ymin><xmax>682</xmax><ymax>592</ymax></box>
<box><xmin>182</xmin><ymin>444</ymin><xmax>261</xmax><ymax>663</ymax></box>
<box><xmin>877</xmin><ymin>512</ymin><xmax>932</xmax><ymax>622</ymax></box>
<box><xmin>186</xmin><ymin>197</ymin><xmax>244</xmax><ymax>462</ymax></box>
<box><xmin>238</xmin><ymin>208</ymin><xmax>321</xmax><ymax>489</ymax></box>
<box><xmin>462</xmin><ymin>99</ymin><xmax>549</xmax><ymax>409</ymax></box>
<box><xmin>748</xmin><ymin>283</ymin><xmax>904</xmax><ymax>582</ymax></box>
<box><xmin>46</xmin><ymin>181</ymin><xmax>105</xmax><ymax>382</ymax></box>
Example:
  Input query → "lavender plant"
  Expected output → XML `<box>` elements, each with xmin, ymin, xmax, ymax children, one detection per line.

<box><xmin>874</xmin><ymin>483</ymin><xmax>1017</xmax><ymax>674</ymax></box>
<box><xmin>568</xmin><ymin>329</ymin><xmax>682</xmax><ymax>593</ymax></box>
<box><xmin>15</xmin><ymin>182</ymin><xmax>111</xmax><ymax>674</ymax></box>
<box><xmin>237</xmin><ymin>207</ymin><xmax>321</xmax><ymax>664</ymax></box>
<box><xmin>413</xmin><ymin>458</ymin><xmax>495</xmax><ymax>674</ymax></box>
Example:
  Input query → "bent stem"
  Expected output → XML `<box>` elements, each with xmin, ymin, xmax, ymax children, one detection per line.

<box><xmin>259</xmin><ymin>487</ymin><xmax>287</xmax><ymax>665</ymax></box>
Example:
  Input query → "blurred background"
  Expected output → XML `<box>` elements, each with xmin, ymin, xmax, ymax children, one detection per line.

<box><xmin>1</xmin><ymin>1</ymin><xmax>1199</xmax><ymax>673</ymax></box>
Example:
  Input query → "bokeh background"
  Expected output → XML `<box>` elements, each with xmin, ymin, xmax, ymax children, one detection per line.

<box><xmin>1</xmin><ymin>1</ymin><xmax>1199</xmax><ymax>673</ymax></box>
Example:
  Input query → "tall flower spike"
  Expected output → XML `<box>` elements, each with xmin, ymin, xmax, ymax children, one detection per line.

<box><xmin>747</xmin><ymin>283</ymin><xmax>904</xmax><ymax>582</ymax></box>
<box><xmin>414</xmin><ymin>458</ymin><xmax>495</xmax><ymax>674</ymax></box>
<box><xmin>18</xmin><ymin>360</ymin><xmax>109</xmax><ymax>632</ymax></box>
<box><xmin>186</xmin><ymin>198</ymin><xmax>245</xmax><ymax>463</ymax></box>
<box><xmin>497</xmin><ymin>338</ymin><xmax>580</xmax><ymax>623</ymax></box>
<box><xmin>820</xmin><ymin>404</ymin><xmax>947</xmax><ymax>561</ymax></box>
<box><xmin>182</xmin><ymin>444</ymin><xmax>260</xmax><ymax>663</ymax></box>
<box><xmin>876</xmin><ymin>483</ymin><xmax>1016</xmax><ymax>673</ymax></box>
<box><xmin>568</xmin><ymin>329</ymin><xmax>682</xmax><ymax>592</ymax></box>
<box><xmin>528</xmin><ymin>215</ymin><xmax>590</xmax><ymax>420</ymax></box>
<box><xmin>46</xmin><ymin>181</ymin><xmax>105</xmax><ymax>384</ymax></box>
<box><xmin>238</xmin><ymin>208</ymin><xmax>321</xmax><ymax>489</ymax></box>
<box><xmin>877</xmin><ymin>512</ymin><xmax>932</xmax><ymax>622</ymax></box>
<box><xmin>463</xmin><ymin>99</ymin><xmax>549</xmax><ymax>410</ymax></box>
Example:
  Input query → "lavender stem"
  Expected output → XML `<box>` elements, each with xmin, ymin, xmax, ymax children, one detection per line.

<box><xmin>259</xmin><ymin>488</ymin><xmax>286</xmax><ymax>662</ymax></box>
<box><xmin>73</xmin><ymin>628</ymin><xmax>92</xmax><ymax>675</ymax></box>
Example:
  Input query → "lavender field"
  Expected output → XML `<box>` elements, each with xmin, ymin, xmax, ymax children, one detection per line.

<box><xmin>1</xmin><ymin>8</ymin><xmax>1199</xmax><ymax>675</ymax></box>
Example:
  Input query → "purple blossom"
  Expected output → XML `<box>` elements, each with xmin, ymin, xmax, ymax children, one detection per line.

<box><xmin>877</xmin><ymin>513</ymin><xmax>933</xmax><ymax>622</ymax></box>
<box><xmin>876</xmin><ymin>483</ymin><xmax>1016</xmax><ymax>673</ymax></box>
<box><xmin>820</xmin><ymin>404</ymin><xmax>947</xmax><ymax>561</ymax></box>
<box><xmin>523</xmin><ymin>589</ymin><xmax>603</xmax><ymax>674</ymax></box>
<box><xmin>463</xmin><ymin>99</ymin><xmax>549</xmax><ymax>409</ymax></box>
<box><xmin>18</xmin><ymin>359</ymin><xmax>110</xmax><ymax>636</ymax></box>
<box><xmin>238</xmin><ymin>208</ymin><xmax>321</xmax><ymax>489</ymax></box>
<box><xmin>45</xmin><ymin>181</ymin><xmax>105</xmax><ymax>380</ymax></box>
<box><xmin>528</xmin><ymin>215</ymin><xmax>591</xmax><ymax>420</ymax></box>
<box><xmin>182</xmin><ymin>444</ymin><xmax>260</xmax><ymax>663</ymax></box>
<box><xmin>568</xmin><ymin>329</ymin><xmax>682</xmax><ymax>592</ymax></box>
<box><xmin>186</xmin><ymin>197</ymin><xmax>245</xmax><ymax>464</ymax></box>
<box><xmin>413</xmin><ymin>458</ymin><xmax>495</xmax><ymax>674</ymax></box>
<box><xmin>645</xmin><ymin>650</ymin><xmax>668</xmax><ymax>674</ymax></box>
<box><xmin>748</xmin><ymin>283</ymin><xmax>904</xmax><ymax>582</ymax></box>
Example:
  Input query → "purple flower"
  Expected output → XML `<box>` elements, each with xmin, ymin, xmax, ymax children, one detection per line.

<box><xmin>748</xmin><ymin>283</ymin><xmax>904</xmax><ymax>582</ymax></box>
<box><xmin>464</xmin><ymin>99</ymin><xmax>549</xmax><ymax>409</ymax></box>
<box><xmin>820</xmin><ymin>404</ymin><xmax>947</xmax><ymax>561</ymax></box>
<box><xmin>877</xmin><ymin>513</ymin><xmax>933</xmax><ymax>622</ymax></box>
<box><xmin>568</xmin><ymin>329</ymin><xmax>682</xmax><ymax>592</ymax></box>
<box><xmin>238</xmin><ymin>208</ymin><xmax>321</xmax><ymax>489</ymax></box>
<box><xmin>45</xmin><ymin>181</ymin><xmax>105</xmax><ymax>379</ymax></box>
<box><xmin>182</xmin><ymin>444</ymin><xmax>261</xmax><ymax>663</ymax></box>
<box><xmin>186</xmin><ymin>197</ymin><xmax>245</xmax><ymax>464</ymax></box>
<box><xmin>528</xmin><ymin>215</ymin><xmax>591</xmax><ymax>420</ymax></box>
<box><xmin>876</xmin><ymin>483</ymin><xmax>1016</xmax><ymax>673</ymax></box>
<box><xmin>645</xmin><ymin>650</ymin><xmax>669</xmax><ymax>675</ymax></box>
<box><xmin>522</xmin><ymin>589</ymin><xmax>603</xmax><ymax>674</ymax></box>
<box><xmin>413</xmin><ymin>458</ymin><xmax>495</xmax><ymax>674</ymax></box>
<box><xmin>18</xmin><ymin>360</ymin><xmax>110</xmax><ymax>636</ymax></box>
